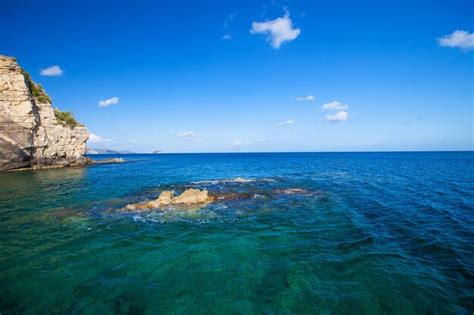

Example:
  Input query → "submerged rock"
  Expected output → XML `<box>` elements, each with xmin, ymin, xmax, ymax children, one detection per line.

<box><xmin>92</xmin><ymin>157</ymin><xmax>125</xmax><ymax>164</ymax></box>
<box><xmin>273</xmin><ymin>188</ymin><xmax>326</xmax><ymax>199</ymax></box>
<box><xmin>275</xmin><ymin>188</ymin><xmax>309</xmax><ymax>195</ymax></box>
<box><xmin>214</xmin><ymin>191</ymin><xmax>254</xmax><ymax>201</ymax></box>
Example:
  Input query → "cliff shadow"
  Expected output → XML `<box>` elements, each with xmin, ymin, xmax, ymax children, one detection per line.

<box><xmin>0</xmin><ymin>121</ymin><xmax>33</xmax><ymax>171</ymax></box>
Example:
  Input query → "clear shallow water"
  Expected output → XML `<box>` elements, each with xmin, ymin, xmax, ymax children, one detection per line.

<box><xmin>0</xmin><ymin>152</ymin><xmax>473</xmax><ymax>314</ymax></box>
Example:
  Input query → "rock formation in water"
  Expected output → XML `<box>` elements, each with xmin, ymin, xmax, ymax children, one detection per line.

<box><xmin>122</xmin><ymin>185</ymin><xmax>325</xmax><ymax>213</ymax></box>
<box><xmin>0</xmin><ymin>55</ymin><xmax>90</xmax><ymax>171</ymax></box>
<box><xmin>94</xmin><ymin>157</ymin><xmax>125</xmax><ymax>164</ymax></box>
<box><xmin>125</xmin><ymin>189</ymin><xmax>216</xmax><ymax>211</ymax></box>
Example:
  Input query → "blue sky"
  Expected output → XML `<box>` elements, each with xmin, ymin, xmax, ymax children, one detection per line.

<box><xmin>2</xmin><ymin>0</ymin><xmax>473</xmax><ymax>152</ymax></box>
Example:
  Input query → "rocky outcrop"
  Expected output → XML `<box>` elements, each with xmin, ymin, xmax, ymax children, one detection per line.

<box><xmin>0</xmin><ymin>55</ymin><xmax>90</xmax><ymax>171</ymax></box>
<box><xmin>125</xmin><ymin>189</ymin><xmax>216</xmax><ymax>211</ymax></box>
<box><xmin>92</xmin><ymin>158</ymin><xmax>125</xmax><ymax>164</ymax></box>
<box><xmin>171</xmin><ymin>188</ymin><xmax>212</xmax><ymax>205</ymax></box>
<box><xmin>155</xmin><ymin>191</ymin><xmax>175</xmax><ymax>206</ymax></box>
<box><xmin>122</xmin><ymin>185</ymin><xmax>325</xmax><ymax>213</ymax></box>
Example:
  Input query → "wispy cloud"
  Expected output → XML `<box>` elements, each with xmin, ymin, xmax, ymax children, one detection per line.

<box><xmin>222</xmin><ymin>12</ymin><xmax>237</xmax><ymax>40</ymax></box>
<box><xmin>98</xmin><ymin>97</ymin><xmax>119</xmax><ymax>107</ymax></box>
<box><xmin>171</xmin><ymin>130</ymin><xmax>201</xmax><ymax>141</ymax></box>
<box><xmin>224</xmin><ymin>12</ymin><xmax>237</xmax><ymax>28</ymax></box>
<box><xmin>250</xmin><ymin>11</ymin><xmax>301</xmax><ymax>49</ymax></box>
<box><xmin>88</xmin><ymin>133</ymin><xmax>103</xmax><ymax>143</ymax></box>
<box><xmin>438</xmin><ymin>30</ymin><xmax>474</xmax><ymax>51</ymax></box>
<box><xmin>255</xmin><ymin>138</ymin><xmax>272</xmax><ymax>143</ymax></box>
<box><xmin>234</xmin><ymin>138</ymin><xmax>271</xmax><ymax>146</ymax></box>
<box><xmin>404</xmin><ymin>116</ymin><xmax>423</xmax><ymax>125</ymax></box>
<box><xmin>295</xmin><ymin>95</ymin><xmax>315</xmax><ymax>102</ymax></box>
<box><xmin>276</xmin><ymin>119</ymin><xmax>294</xmax><ymax>126</ymax></box>
<box><xmin>173</xmin><ymin>131</ymin><xmax>198</xmax><ymax>137</ymax></box>
<box><xmin>321</xmin><ymin>101</ymin><xmax>349</xmax><ymax>111</ymax></box>
<box><xmin>87</xmin><ymin>133</ymin><xmax>141</xmax><ymax>151</ymax></box>
<box><xmin>40</xmin><ymin>65</ymin><xmax>64</xmax><ymax>76</ymax></box>
<box><xmin>325</xmin><ymin>111</ymin><xmax>348</xmax><ymax>123</ymax></box>
<box><xmin>87</xmin><ymin>133</ymin><xmax>116</xmax><ymax>144</ymax></box>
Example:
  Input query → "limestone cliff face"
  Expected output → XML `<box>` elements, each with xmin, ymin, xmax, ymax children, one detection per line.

<box><xmin>0</xmin><ymin>55</ymin><xmax>90</xmax><ymax>171</ymax></box>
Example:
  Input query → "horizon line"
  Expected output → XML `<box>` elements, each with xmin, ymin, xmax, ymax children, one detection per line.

<box><xmin>87</xmin><ymin>150</ymin><xmax>474</xmax><ymax>155</ymax></box>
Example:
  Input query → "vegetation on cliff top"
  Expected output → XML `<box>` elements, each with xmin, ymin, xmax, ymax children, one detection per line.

<box><xmin>21</xmin><ymin>69</ymin><xmax>52</xmax><ymax>104</ymax></box>
<box><xmin>20</xmin><ymin>66</ymin><xmax>82</xmax><ymax>129</ymax></box>
<box><xmin>54</xmin><ymin>108</ymin><xmax>82</xmax><ymax>129</ymax></box>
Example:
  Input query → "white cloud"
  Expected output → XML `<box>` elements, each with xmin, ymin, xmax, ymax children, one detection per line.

<box><xmin>234</xmin><ymin>138</ymin><xmax>271</xmax><ymax>146</ymax></box>
<box><xmin>295</xmin><ymin>95</ymin><xmax>315</xmax><ymax>102</ymax></box>
<box><xmin>222</xmin><ymin>33</ymin><xmax>232</xmax><ymax>40</ymax></box>
<box><xmin>321</xmin><ymin>101</ymin><xmax>349</xmax><ymax>111</ymax></box>
<box><xmin>276</xmin><ymin>119</ymin><xmax>294</xmax><ymax>126</ymax></box>
<box><xmin>438</xmin><ymin>30</ymin><xmax>474</xmax><ymax>50</ymax></box>
<box><xmin>98</xmin><ymin>97</ymin><xmax>119</xmax><ymax>107</ymax></box>
<box><xmin>88</xmin><ymin>133</ymin><xmax>103</xmax><ymax>143</ymax></box>
<box><xmin>325</xmin><ymin>111</ymin><xmax>348</xmax><ymax>123</ymax></box>
<box><xmin>87</xmin><ymin>133</ymin><xmax>117</xmax><ymax>144</ymax></box>
<box><xmin>171</xmin><ymin>130</ymin><xmax>201</xmax><ymax>141</ymax></box>
<box><xmin>173</xmin><ymin>131</ymin><xmax>198</xmax><ymax>137</ymax></box>
<box><xmin>40</xmin><ymin>65</ymin><xmax>64</xmax><ymax>76</ymax></box>
<box><xmin>250</xmin><ymin>12</ymin><xmax>301</xmax><ymax>49</ymax></box>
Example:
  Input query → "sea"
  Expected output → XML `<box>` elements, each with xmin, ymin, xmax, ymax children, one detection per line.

<box><xmin>0</xmin><ymin>152</ymin><xmax>473</xmax><ymax>314</ymax></box>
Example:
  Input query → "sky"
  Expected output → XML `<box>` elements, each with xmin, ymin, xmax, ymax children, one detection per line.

<box><xmin>2</xmin><ymin>0</ymin><xmax>473</xmax><ymax>152</ymax></box>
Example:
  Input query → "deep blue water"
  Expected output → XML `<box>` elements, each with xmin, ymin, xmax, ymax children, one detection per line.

<box><xmin>0</xmin><ymin>152</ymin><xmax>473</xmax><ymax>314</ymax></box>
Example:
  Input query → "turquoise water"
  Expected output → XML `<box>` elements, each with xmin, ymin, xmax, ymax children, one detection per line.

<box><xmin>0</xmin><ymin>152</ymin><xmax>473</xmax><ymax>314</ymax></box>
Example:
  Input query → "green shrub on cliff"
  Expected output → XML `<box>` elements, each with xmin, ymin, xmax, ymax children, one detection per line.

<box><xmin>20</xmin><ymin>68</ymin><xmax>80</xmax><ymax>129</ymax></box>
<box><xmin>54</xmin><ymin>108</ymin><xmax>81</xmax><ymax>129</ymax></box>
<box><xmin>21</xmin><ymin>69</ymin><xmax>52</xmax><ymax>104</ymax></box>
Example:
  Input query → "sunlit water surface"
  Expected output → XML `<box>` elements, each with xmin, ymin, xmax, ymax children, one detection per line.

<box><xmin>1</xmin><ymin>152</ymin><xmax>473</xmax><ymax>314</ymax></box>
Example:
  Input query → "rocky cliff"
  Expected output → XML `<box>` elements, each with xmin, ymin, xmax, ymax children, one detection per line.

<box><xmin>0</xmin><ymin>55</ymin><xmax>90</xmax><ymax>171</ymax></box>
